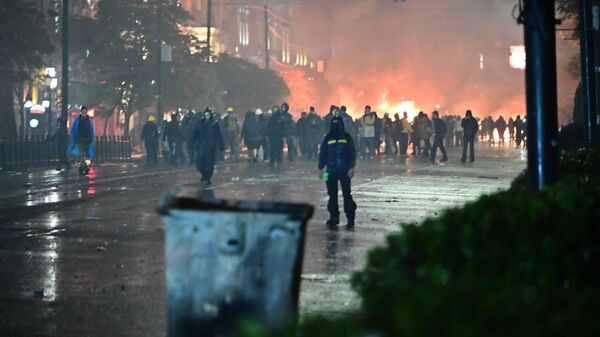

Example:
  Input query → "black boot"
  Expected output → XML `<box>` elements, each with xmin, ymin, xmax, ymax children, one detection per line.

<box><xmin>326</xmin><ymin>217</ymin><xmax>339</xmax><ymax>228</ymax></box>
<box><xmin>346</xmin><ymin>214</ymin><xmax>355</xmax><ymax>230</ymax></box>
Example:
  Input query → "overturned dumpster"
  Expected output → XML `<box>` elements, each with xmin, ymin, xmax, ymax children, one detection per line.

<box><xmin>158</xmin><ymin>196</ymin><xmax>314</xmax><ymax>337</ymax></box>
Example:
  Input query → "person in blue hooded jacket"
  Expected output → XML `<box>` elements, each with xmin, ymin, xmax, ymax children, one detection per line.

<box><xmin>318</xmin><ymin>116</ymin><xmax>357</xmax><ymax>229</ymax></box>
<box><xmin>69</xmin><ymin>106</ymin><xmax>95</xmax><ymax>160</ymax></box>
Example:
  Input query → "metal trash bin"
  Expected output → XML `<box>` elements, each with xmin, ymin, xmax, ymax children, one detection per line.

<box><xmin>158</xmin><ymin>196</ymin><xmax>314</xmax><ymax>337</ymax></box>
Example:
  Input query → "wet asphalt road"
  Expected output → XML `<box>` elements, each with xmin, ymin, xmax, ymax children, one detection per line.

<box><xmin>0</xmin><ymin>144</ymin><xmax>526</xmax><ymax>337</ymax></box>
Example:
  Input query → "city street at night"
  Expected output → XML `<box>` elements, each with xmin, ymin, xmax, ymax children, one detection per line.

<box><xmin>2</xmin><ymin>0</ymin><xmax>598</xmax><ymax>335</ymax></box>
<box><xmin>0</xmin><ymin>145</ymin><xmax>525</xmax><ymax>336</ymax></box>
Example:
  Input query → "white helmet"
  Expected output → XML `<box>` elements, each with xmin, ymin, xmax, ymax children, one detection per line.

<box><xmin>255</xmin><ymin>109</ymin><xmax>263</xmax><ymax>116</ymax></box>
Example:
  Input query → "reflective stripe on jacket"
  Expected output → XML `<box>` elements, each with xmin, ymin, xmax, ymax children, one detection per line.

<box><xmin>318</xmin><ymin>133</ymin><xmax>356</xmax><ymax>174</ymax></box>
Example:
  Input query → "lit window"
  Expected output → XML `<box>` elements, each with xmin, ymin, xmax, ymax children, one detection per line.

<box><xmin>510</xmin><ymin>45</ymin><xmax>526</xmax><ymax>70</ymax></box>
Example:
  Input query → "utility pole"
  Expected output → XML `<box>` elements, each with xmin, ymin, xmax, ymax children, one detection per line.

<box><xmin>579</xmin><ymin>0</ymin><xmax>598</xmax><ymax>147</ymax></box>
<box><xmin>207</xmin><ymin>0</ymin><xmax>212</xmax><ymax>56</ymax></box>
<box><xmin>522</xmin><ymin>0</ymin><xmax>560</xmax><ymax>189</ymax></box>
<box><xmin>157</xmin><ymin>0</ymin><xmax>163</xmax><ymax>129</ymax></box>
<box><xmin>61</xmin><ymin>0</ymin><xmax>69</xmax><ymax>131</ymax></box>
<box><xmin>264</xmin><ymin>5</ymin><xmax>269</xmax><ymax>69</ymax></box>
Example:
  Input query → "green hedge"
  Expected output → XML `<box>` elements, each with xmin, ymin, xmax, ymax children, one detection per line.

<box><xmin>511</xmin><ymin>148</ymin><xmax>600</xmax><ymax>189</ymax></box>
<box><xmin>240</xmin><ymin>150</ymin><xmax>600</xmax><ymax>337</ymax></box>
<box><xmin>353</xmin><ymin>174</ymin><xmax>600</xmax><ymax>337</ymax></box>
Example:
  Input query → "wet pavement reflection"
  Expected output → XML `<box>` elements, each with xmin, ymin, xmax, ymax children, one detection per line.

<box><xmin>0</xmin><ymin>145</ymin><xmax>526</xmax><ymax>335</ymax></box>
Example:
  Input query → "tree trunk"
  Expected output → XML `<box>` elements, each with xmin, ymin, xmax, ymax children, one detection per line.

<box><xmin>123</xmin><ymin>110</ymin><xmax>132</xmax><ymax>138</ymax></box>
<box><xmin>15</xmin><ymin>82</ymin><xmax>26</xmax><ymax>137</ymax></box>
<box><xmin>103</xmin><ymin>105</ymin><xmax>117</xmax><ymax>136</ymax></box>
<box><xmin>0</xmin><ymin>72</ymin><xmax>17</xmax><ymax>139</ymax></box>
<box><xmin>123</xmin><ymin>93</ymin><xmax>134</xmax><ymax>138</ymax></box>
<box><xmin>103</xmin><ymin>115</ymin><xmax>110</xmax><ymax>136</ymax></box>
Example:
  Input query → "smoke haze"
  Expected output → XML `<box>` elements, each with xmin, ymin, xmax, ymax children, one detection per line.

<box><xmin>286</xmin><ymin>0</ymin><xmax>577</xmax><ymax>124</ymax></box>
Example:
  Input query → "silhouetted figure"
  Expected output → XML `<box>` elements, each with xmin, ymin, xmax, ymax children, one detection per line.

<box><xmin>193</xmin><ymin>109</ymin><xmax>224</xmax><ymax>185</ymax></box>
<box><xmin>508</xmin><ymin>117</ymin><xmax>515</xmax><ymax>141</ymax></box>
<box><xmin>268</xmin><ymin>106</ymin><xmax>285</xmax><ymax>168</ymax></box>
<box><xmin>495</xmin><ymin>115</ymin><xmax>507</xmax><ymax>144</ymax></box>
<box><xmin>297</xmin><ymin>111</ymin><xmax>309</xmax><ymax>157</ymax></box>
<box><xmin>181</xmin><ymin>110</ymin><xmax>200</xmax><ymax>165</ymax></box>
<box><xmin>141</xmin><ymin>115</ymin><xmax>159</xmax><ymax>165</ymax></box>
<box><xmin>281</xmin><ymin>103</ymin><xmax>297</xmax><ymax>162</ymax></box>
<box><xmin>241</xmin><ymin>110</ymin><xmax>263</xmax><ymax>162</ymax></box>
<box><xmin>514</xmin><ymin>115</ymin><xmax>525</xmax><ymax>147</ymax></box>
<box><xmin>461</xmin><ymin>110</ymin><xmax>478</xmax><ymax>163</ymax></box>
<box><xmin>430</xmin><ymin>111</ymin><xmax>448</xmax><ymax>163</ymax></box>
<box><xmin>163</xmin><ymin>113</ymin><xmax>183</xmax><ymax>164</ymax></box>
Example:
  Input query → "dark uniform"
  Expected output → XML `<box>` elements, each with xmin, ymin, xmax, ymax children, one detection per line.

<box><xmin>514</xmin><ymin>116</ymin><xmax>525</xmax><ymax>147</ymax></box>
<box><xmin>508</xmin><ymin>117</ymin><xmax>515</xmax><ymax>141</ymax></box>
<box><xmin>163</xmin><ymin>114</ymin><xmax>183</xmax><ymax>164</ymax></box>
<box><xmin>495</xmin><ymin>116</ymin><xmax>507</xmax><ymax>144</ymax></box>
<box><xmin>430</xmin><ymin>112</ymin><xmax>448</xmax><ymax>163</ymax></box>
<box><xmin>193</xmin><ymin>112</ymin><xmax>224</xmax><ymax>184</ymax></box>
<box><xmin>181</xmin><ymin>111</ymin><xmax>199</xmax><ymax>165</ymax></box>
<box><xmin>296</xmin><ymin>112</ymin><xmax>309</xmax><ymax>157</ymax></box>
<box><xmin>461</xmin><ymin>110</ymin><xmax>478</xmax><ymax>162</ymax></box>
<box><xmin>140</xmin><ymin>117</ymin><xmax>159</xmax><ymax>165</ymax></box>
<box><xmin>268</xmin><ymin>107</ymin><xmax>285</xmax><ymax>167</ymax></box>
<box><xmin>259</xmin><ymin>111</ymin><xmax>269</xmax><ymax>162</ymax></box>
<box><xmin>74</xmin><ymin>114</ymin><xmax>93</xmax><ymax>152</ymax></box>
<box><xmin>281</xmin><ymin>103</ymin><xmax>297</xmax><ymax>162</ymax></box>
<box><xmin>318</xmin><ymin>116</ymin><xmax>357</xmax><ymax>229</ymax></box>
<box><xmin>241</xmin><ymin>111</ymin><xmax>263</xmax><ymax>162</ymax></box>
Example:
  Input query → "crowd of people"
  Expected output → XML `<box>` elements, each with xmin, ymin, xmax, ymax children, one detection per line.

<box><xmin>138</xmin><ymin>103</ymin><xmax>527</xmax><ymax>175</ymax></box>
<box><xmin>63</xmin><ymin>103</ymin><xmax>527</xmax><ymax>229</ymax></box>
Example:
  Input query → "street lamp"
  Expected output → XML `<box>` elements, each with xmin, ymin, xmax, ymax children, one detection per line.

<box><xmin>43</xmin><ymin>66</ymin><xmax>58</xmax><ymax>136</ymax></box>
<box><xmin>45</xmin><ymin>67</ymin><xmax>57</xmax><ymax>78</ymax></box>
<box><xmin>29</xmin><ymin>118</ymin><xmax>40</xmax><ymax>129</ymax></box>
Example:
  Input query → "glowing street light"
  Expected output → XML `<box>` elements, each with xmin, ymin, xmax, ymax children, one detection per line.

<box><xmin>45</xmin><ymin>67</ymin><xmax>57</xmax><ymax>78</ymax></box>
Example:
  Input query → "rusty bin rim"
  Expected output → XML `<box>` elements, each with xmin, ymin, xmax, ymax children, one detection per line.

<box><xmin>158</xmin><ymin>196</ymin><xmax>314</xmax><ymax>221</ymax></box>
